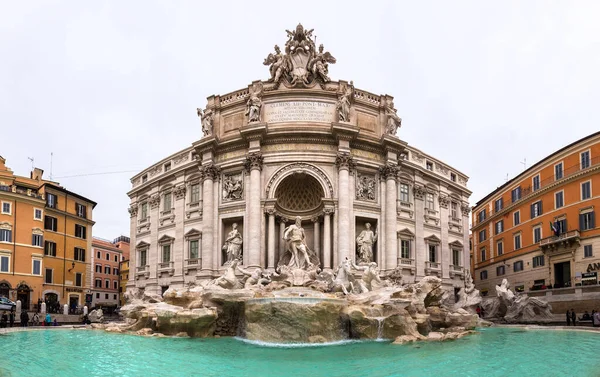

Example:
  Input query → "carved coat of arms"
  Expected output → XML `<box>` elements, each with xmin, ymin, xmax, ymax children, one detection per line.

<box><xmin>263</xmin><ymin>24</ymin><xmax>336</xmax><ymax>87</ymax></box>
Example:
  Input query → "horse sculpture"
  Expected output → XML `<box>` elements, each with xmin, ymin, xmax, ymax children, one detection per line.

<box><xmin>330</xmin><ymin>258</ymin><xmax>355</xmax><ymax>295</ymax></box>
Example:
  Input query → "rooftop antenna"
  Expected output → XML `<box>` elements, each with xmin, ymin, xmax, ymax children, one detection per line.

<box><xmin>50</xmin><ymin>152</ymin><xmax>53</xmax><ymax>180</ymax></box>
<box><xmin>520</xmin><ymin>158</ymin><xmax>527</xmax><ymax>171</ymax></box>
<box><xmin>27</xmin><ymin>157</ymin><xmax>34</xmax><ymax>170</ymax></box>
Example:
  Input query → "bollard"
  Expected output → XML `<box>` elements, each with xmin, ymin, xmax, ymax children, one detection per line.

<box><xmin>40</xmin><ymin>302</ymin><xmax>46</xmax><ymax>314</ymax></box>
<box><xmin>63</xmin><ymin>304</ymin><xmax>69</xmax><ymax>316</ymax></box>
<box><xmin>83</xmin><ymin>306</ymin><xmax>88</xmax><ymax>315</ymax></box>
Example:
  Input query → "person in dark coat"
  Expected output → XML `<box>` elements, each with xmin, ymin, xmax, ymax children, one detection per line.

<box><xmin>20</xmin><ymin>311</ymin><xmax>29</xmax><ymax>327</ymax></box>
<box><xmin>0</xmin><ymin>312</ymin><xmax>7</xmax><ymax>328</ymax></box>
<box><xmin>9</xmin><ymin>310</ymin><xmax>14</xmax><ymax>327</ymax></box>
<box><xmin>566</xmin><ymin>310</ymin><xmax>571</xmax><ymax>326</ymax></box>
<box><xmin>570</xmin><ymin>309</ymin><xmax>576</xmax><ymax>326</ymax></box>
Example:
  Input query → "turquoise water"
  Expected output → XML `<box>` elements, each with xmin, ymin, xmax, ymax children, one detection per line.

<box><xmin>1</xmin><ymin>327</ymin><xmax>600</xmax><ymax>377</ymax></box>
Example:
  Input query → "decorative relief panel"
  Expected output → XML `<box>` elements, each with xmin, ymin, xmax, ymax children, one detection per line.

<box><xmin>355</xmin><ymin>173</ymin><xmax>376</xmax><ymax>201</ymax></box>
<box><xmin>148</xmin><ymin>165</ymin><xmax>161</xmax><ymax>177</ymax></box>
<box><xmin>223</xmin><ymin>112</ymin><xmax>245</xmax><ymax>132</ymax></box>
<box><xmin>173</xmin><ymin>152</ymin><xmax>189</xmax><ymax>166</ymax></box>
<box><xmin>357</xmin><ymin>111</ymin><xmax>377</xmax><ymax>132</ymax></box>
<box><xmin>222</xmin><ymin>172</ymin><xmax>244</xmax><ymax>202</ymax></box>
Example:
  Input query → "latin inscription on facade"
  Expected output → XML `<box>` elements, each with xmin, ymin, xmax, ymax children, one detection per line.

<box><xmin>264</xmin><ymin>101</ymin><xmax>335</xmax><ymax>124</ymax></box>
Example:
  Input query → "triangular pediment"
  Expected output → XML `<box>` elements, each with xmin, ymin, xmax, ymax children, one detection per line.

<box><xmin>424</xmin><ymin>234</ymin><xmax>441</xmax><ymax>243</ymax></box>
<box><xmin>449</xmin><ymin>240</ymin><xmax>463</xmax><ymax>248</ymax></box>
<box><xmin>397</xmin><ymin>228</ymin><xmax>415</xmax><ymax>239</ymax></box>
<box><xmin>184</xmin><ymin>228</ymin><xmax>202</xmax><ymax>238</ymax></box>
<box><xmin>158</xmin><ymin>234</ymin><xmax>175</xmax><ymax>244</ymax></box>
<box><xmin>136</xmin><ymin>240</ymin><xmax>150</xmax><ymax>249</ymax></box>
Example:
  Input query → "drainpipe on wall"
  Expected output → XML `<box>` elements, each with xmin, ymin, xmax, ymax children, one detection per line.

<box><xmin>12</xmin><ymin>200</ymin><xmax>16</xmax><ymax>277</ymax></box>
<box><xmin>62</xmin><ymin>193</ymin><xmax>68</xmax><ymax>305</ymax></box>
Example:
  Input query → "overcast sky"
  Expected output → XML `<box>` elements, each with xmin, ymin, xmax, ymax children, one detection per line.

<box><xmin>1</xmin><ymin>1</ymin><xmax>599</xmax><ymax>239</ymax></box>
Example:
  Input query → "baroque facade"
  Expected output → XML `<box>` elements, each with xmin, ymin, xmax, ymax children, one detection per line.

<box><xmin>472</xmin><ymin>131</ymin><xmax>600</xmax><ymax>309</ymax></box>
<box><xmin>127</xmin><ymin>25</ymin><xmax>471</xmax><ymax>296</ymax></box>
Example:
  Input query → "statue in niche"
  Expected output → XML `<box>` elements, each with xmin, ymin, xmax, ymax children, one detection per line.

<box><xmin>279</xmin><ymin>216</ymin><xmax>319</xmax><ymax>269</ymax></box>
<box><xmin>385</xmin><ymin>100</ymin><xmax>402</xmax><ymax>136</ymax></box>
<box><xmin>351</xmin><ymin>261</ymin><xmax>386</xmax><ymax>293</ymax></box>
<box><xmin>336</xmin><ymin>82</ymin><xmax>353</xmax><ymax>123</ymax></box>
<box><xmin>222</xmin><ymin>223</ymin><xmax>243</xmax><ymax>264</ymax></box>
<box><xmin>199</xmin><ymin>108</ymin><xmax>214</xmax><ymax>136</ymax></box>
<box><xmin>212</xmin><ymin>259</ymin><xmax>242</xmax><ymax>289</ymax></box>
<box><xmin>222</xmin><ymin>174</ymin><xmax>243</xmax><ymax>201</ymax></box>
<box><xmin>356</xmin><ymin>175</ymin><xmax>375</xmax><ymax>201</ymax></box>
<box><xmin>245</xmin><ymin>82</ymin><xmax>263</xmax><ymax>123</ymax></box>
<box><xmin>356</xmin><ymin>223</ymin><xmax>377</xmax><ymax>263</ymax></box>
<box><xmin>308</xmin><ymin>44</ymin><xmax>336</xmax><ymax>83</ymax></box>
<box><xmin>263</xmin><ymin>45</ymin><xmax>287</xmax><ymax>83</ymax></box>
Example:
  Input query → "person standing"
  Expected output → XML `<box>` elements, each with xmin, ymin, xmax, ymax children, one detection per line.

<box><xmin>593</xmin><ymin>310</ymin><xmax>600</xmax><ymax>328</ymax></box>
<box><xmin>566</xmin><ymin>309</ymin><xmax>571</xmax><ymax>326</ymax></box>
<box><xmin>570</xmin><ymin>309</ymin><xmax>576</xmax><ymax>326</ymax></box>
<box><xmin>9</xmin><ymin>310</ymin><xmax>14</xmax><ymax>327</ymax></box>
<box><xmin>0</xmin><ymin>311</ymin><xmax>7</xmax><ymax>328</ymax></box>
<box><xmin>20</xmin><ymin>310</ymin><xmax>29</xmax><ymax>328</ymax></box>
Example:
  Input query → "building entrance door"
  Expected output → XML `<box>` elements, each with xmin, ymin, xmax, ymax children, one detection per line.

<box><xmin>69</xmin><ymin>295</ymin><xmax>79</xmax><ymax>314</ymax></box>
<box><xmin>16</xmin><ymin>284</ymin><xmax>30</xmax><ymax>310</ymax></box>
<box><xmin>554</xmin><ymin>261</ymin><xmax>571</xmax><ymax>288</ymax></box>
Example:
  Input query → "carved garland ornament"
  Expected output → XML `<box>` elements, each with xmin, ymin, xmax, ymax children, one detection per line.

<box><xmin>244</xmin><ymin>152</ymin><xmax>264</xmax><ymax>172</ymax></box>
<box><xmin>265</xmin><ymin>162</ymin><xmax>334</xmax><ymax>198</ymax></box>
<box><xmin>148</xmin><ymin>194</ymin><xmax>160</xmax><ymax>209</ymax></box>
<box><xmin>173</xmin><ymin>185</ymin><xmax>187</xmax><ymax>200</ymax></box>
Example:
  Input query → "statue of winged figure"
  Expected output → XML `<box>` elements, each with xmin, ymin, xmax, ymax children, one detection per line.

<box><xmin>308</xmin><ymin>44</ymin><xmax>336</xmax><ymax>83</ymax></box>
<box><xmin>263</xmin><ymin>45</ymin><xmax>288</xmax><ymax>83</ymax></box>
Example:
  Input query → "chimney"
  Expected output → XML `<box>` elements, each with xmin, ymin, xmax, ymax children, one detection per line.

<box><xmin>31</xmin><ymin>168</ymin><xmax>44</xmax><ymax>181</ymax></box>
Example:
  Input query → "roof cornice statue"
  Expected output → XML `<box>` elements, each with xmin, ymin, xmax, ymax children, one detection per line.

<box><xmin>263</xmin><ymin>23</ymin><xmax>336</xmax><ymax>88</ymax></box>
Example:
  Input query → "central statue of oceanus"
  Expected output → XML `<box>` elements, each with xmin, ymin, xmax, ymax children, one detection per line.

<box><xmin>263</xmin><ymin>23</ymin><xmax>336</xmax><ymax>87</ymax></box>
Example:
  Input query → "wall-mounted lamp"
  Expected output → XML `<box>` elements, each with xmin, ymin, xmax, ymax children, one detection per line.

<box><xmin>68</xmin><ymin>262</ymin><xmax>75</xmax><ymax>272</ymax></box>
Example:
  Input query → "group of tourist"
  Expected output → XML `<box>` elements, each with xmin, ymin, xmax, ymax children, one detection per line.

<box><xmin>566</xmin><ymin>309</ymin><xmax>600</xmax><ymax>327</ymax></box>
<box><xmin>0</xmin><ymin>309</ymin><xmax>35</xmax><ymax>328</ymax></box>
<box><xmin>0</xmin><ymin>310</ymin><xmax>59</xmax><ymax>328</ymax></box>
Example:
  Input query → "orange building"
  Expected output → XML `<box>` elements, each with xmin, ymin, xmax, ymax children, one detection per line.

<box><xmin>471</xmin><ymin>132</ymin><xmax>599</xmax><ymax>310</ymax></box>
<box><xmin>91</xmin><ymin>237</ymin><xmax>123</xmax><ymax>310</ymax></box>
<box><xmin>0</xmin><ymin>156</ymin><xmax>96</xmax><ymax>311</ymax></box>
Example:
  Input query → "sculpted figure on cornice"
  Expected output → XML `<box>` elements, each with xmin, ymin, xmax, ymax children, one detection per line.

<box><xmin>245</xmin><ymin>82</ymin><xmax>263</xmax><ymax>124</ymax></box>
<box><xmin>356</xmin><ymin>174</ymin><xmax>376</xmax><ymax>201</ymax></box>
<box><xmin>244</xmin><ymin>152</ymin><xmax>263</xmax><ymax>172</ymax></box>
<box><xmin>336</xmin><ymin>82</ymin><xmax>353</xmax><ymax>123</ymax></box>
<box><xmin>199</xmin><ymin>108</ymin><xmax>214</xmax><ymax>137</ymax></box>
<box><xmin>385</xmin><ymin>100</ymin><xmax>402</xmax><ymax>136</ymax></box>
<box><xmin>262</xmin><ymin>24</ymin><xmax>336</xmax><ymax>87</ymax></box>
<box><xmin>222</xmin><ymin>173</ymin><xmax>243</xmax><ymax>201</ymax></box>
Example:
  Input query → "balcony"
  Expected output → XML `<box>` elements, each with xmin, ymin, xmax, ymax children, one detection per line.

<box><xmin>184</xmin><ymin>258</ymin><xmax>202</xmax><ymax>274</ymax></box>
<box><xmin>158</xmin><ymin>261</ymin><xmax>175</xmax><ymax>276</ymax></box>
<box><xmin>540</xmin><ymin>230</ymin><xmax>580</xmax><ymax>253</ymax></box>
<box><xmin>135</xmin><ymin>265</ymin><xmax>150</xmax><ymax>279</ymax></box>
<box><xmin>425</xmin><ymin>261</ymin><xmax>441</xmax><ymax>275</ymax></box>
<box><xmin>449</xmin><ymin>264</ymin><xmax>465</xmax><ymax>279</ymax></box>
<box><xmin>396</xmin><ymin>257</ymin><xmax>416</xmax><ymax>274</ymax></box>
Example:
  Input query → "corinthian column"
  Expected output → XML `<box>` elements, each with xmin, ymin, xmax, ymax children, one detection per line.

<box><xmin>322</xmin><ymin>208</ymin><xmax>333</xmax><ymax>269</ymax></box>
<box><xmin>380</xmin><ymin>164</ymin><xmax>398</xmax><ymax>271</ymax></box>
<box><xmin>266</xmin><ymin>208</ymin><xmax>276</xmax><ymax>269</ymax></box>
<box><xmin>312</xmin><ymin>216</ymin><xmax>320</xmax><ymax>262</ymax></box>
<box><xmin>201</xmin><ymin>164</ymin><xmax>220</xmax><ymax>272</ymax></box>
<box><xmin>336</xmin><ymin>152</ymin><xmax>354</xmax><ymax>264</ymax></box>
<box><xmin>245</xmin><ymin>152</ymin><xmax>263</xmax><ymax>267</ymax></box>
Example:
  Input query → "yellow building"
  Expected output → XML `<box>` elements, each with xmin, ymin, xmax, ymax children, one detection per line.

<box><xmin>0</xmin><ymin>156</ymin><xmax>96</xmax><ymax>311</ymax></box>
